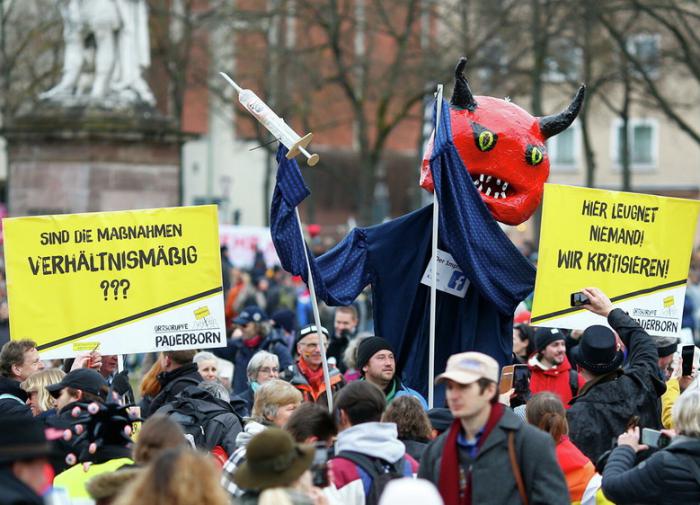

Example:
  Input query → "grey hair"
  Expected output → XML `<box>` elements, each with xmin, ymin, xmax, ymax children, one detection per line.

<box><xmin>198</xmin><ymin>380</ymin><xmax>230</xmax><ymax>402</ymax></box>
<box><xmin>246</xmin><ymin>350</ymin><xmax>279</xmax><ymax>381</ymax></box>
<box><xmin>673</xmin><ymin>389</ymin><xmax>700</xmax><ymax>438</ymax></box>
<box><xmin>193</xmin><ymin>351</ymin><xmax>218</xmax><ymax>365</ymax></box>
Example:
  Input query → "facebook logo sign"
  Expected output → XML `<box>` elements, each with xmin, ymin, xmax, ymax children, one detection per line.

<box><xmin>447</xmin><ymin>271</ymin><xmax>467</xmax><ymax>291</ymax></box>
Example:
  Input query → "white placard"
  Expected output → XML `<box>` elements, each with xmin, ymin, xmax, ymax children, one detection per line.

<box><xmin>421</xmin><ymin>249</ymin><xmax>470</xmax><ymax>298</ymax></box>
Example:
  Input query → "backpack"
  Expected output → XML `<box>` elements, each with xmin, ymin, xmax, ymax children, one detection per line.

<box><xmin>335</xmin><ymin>450</ymin><xmax>412</xmax><ymax>505</ymax></box>
<box><xmin>156</xmin><ymin>387</ymin><xmax>233</xmax><ymax>450</ymax></box>
<box><xmin>569</xmin><ymin>369</ymin><xmax>580</xmax><ymax>397</ymax></box>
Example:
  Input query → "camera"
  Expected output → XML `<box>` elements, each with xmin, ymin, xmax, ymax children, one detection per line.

<box><xmin>311</xmin><ymin>443</ymin><xmax>329</xmax><ymax>487</ymax></box>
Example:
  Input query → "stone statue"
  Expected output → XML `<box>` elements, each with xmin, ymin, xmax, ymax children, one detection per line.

<box><xmin>40</xmin><ymin>0</ymin><xmax>155</xmax><ymax>107</ymax></box>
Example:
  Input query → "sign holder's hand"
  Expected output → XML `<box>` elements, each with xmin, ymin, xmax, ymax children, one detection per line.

<box><xmin>581</xmin><ymin>287</ymin><xmax>614</xmax><ymax>318</ymax></box>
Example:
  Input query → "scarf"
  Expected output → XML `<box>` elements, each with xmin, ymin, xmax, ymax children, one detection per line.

<box><xmin>438</xmin><ymin>403</ymin><xmax>505</xmax><ymax>505</ymax></box>
<box><xmin>298</xmin><ymin>358</ymin><xmax>325</xmax><ymax>395</ymax></box>
<box><xmin>243</xmin><ymin>334</ymin><xmax>263</xmax><ymax>349</ymax></box>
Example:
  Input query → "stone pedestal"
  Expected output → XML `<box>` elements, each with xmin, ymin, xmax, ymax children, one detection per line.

<box><xmin>4</xmin><ymin>106</ymin><xmax>185</xmax><ymax>216</ymax></box>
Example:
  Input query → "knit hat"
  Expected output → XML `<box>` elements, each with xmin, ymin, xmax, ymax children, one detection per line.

<box><xmin>356</xmin><ymin>336</ymin><xmax>394</xmax><ymax>372</ymax></box>
<box><xmin>534</xmin><ymin>327</ymin><xmax>565</xmax><ymax>353</ymax></box>
<box><xmin>656</xmin><ymin>336</ymin><xmax>680</xmax><ymax>358</ymax></box>
<box><xmin>272</xmin><ymin>309</ymin><xmax>296</xmax><ymax>334</ymax></box>
<box><xmin>427</xmin><ymin>408</ymin><xmax>453</xmax><ymax>434</ymax></box>
<box><xmin>296</xmin><ymin>324</ymin><xmax>329</xmax><ymax>345</ymax></box>
<box><xmin>233</xmin><ymin>428</ymin><xmax>314</xmax><ymax>490</ymax></box>
<box><xmin>571</xmin><ymin>325</ymin><xmax>623</xmax><ymax>374</ymax></box>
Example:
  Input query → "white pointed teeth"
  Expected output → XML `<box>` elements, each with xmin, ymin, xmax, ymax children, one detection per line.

<box><xmin>471</xmin><ymin>174</ymin><xmax>511</xmax><ymax>199</ymax></box>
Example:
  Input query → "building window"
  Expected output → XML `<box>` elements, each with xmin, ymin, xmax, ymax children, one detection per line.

<box><xmin>611</xmin><ymin>118</ymin><xmax>658</xmax><ymax>171</ymax></box>
<box><xmin>544</xmin><ymin>41</ymin><xmax>582</xmax><ymax>83</ymax></box>
<box><xmin>627</xmin><ymin>33</ymin><xmax>660</xmax><ymax>77</ymax></box>
<box><xmin>547</xmin><ymin>121</ymin><xmax>579</xmax><ymax>172</ymax></box>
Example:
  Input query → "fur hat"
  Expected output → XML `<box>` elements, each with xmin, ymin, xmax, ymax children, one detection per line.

<box><xmin>86</xmin><ymin>468</ymin><xmax>141</xmax><ymax>500</ymax></box>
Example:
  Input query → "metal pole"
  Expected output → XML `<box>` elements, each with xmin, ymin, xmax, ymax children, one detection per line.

<box><xmin>428</xmin><ymin>85</ymin><xmax>444</xmax><ymax>409</ymax></box>
<box><xmin>295</xmin><ymin>208</ymin><xmax>334</xmax><ymax>410</ymax></box>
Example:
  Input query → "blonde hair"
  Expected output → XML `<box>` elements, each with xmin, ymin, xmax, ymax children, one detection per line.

<box><xmin>113</xmin><ymin>447</ymin><xmax>229</xmax><ymax>505</ymax></box>
<box><xmin>252</xmin><ymin>379</ymin><xmax>302</xmax><ymax>421</ymax></box>
<box><xmin>673</xmin><ymin>389</ymin><xmax>700</xmax><ymax>438</ymax></box>
<box><xmin>21</xmin><ymin>368</ymin><xmax>65</xmax><ymax>412</ymax></box>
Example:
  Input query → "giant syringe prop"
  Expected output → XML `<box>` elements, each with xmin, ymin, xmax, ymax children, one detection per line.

<box><xmin>219</xmin><ymin>72</ymin><xmax>319</xmax><ymax>166</ymax></box>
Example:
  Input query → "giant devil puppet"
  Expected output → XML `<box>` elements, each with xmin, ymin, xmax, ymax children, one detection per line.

<box><xmin>270</xmin><ymin>58</ymin><xmax>584</xmax><ymax>401</ymax></box>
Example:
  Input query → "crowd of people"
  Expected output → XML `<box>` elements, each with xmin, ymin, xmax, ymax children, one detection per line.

<box><xmin>2</xmin><ymin>247</ymin><xmax>700</xmax><ymax>504</ymax></box>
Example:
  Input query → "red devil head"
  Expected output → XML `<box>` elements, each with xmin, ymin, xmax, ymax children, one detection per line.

<box><xmin>421</xmin><ymin>58</ymin><xmax>585</xmax><ymax>226</ymax></box>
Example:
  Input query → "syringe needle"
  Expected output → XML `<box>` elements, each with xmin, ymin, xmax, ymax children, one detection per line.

<box><xmin>219</xmin><ymin>72</ymin><xmax>242</xmax><ymax>93</ymax></box>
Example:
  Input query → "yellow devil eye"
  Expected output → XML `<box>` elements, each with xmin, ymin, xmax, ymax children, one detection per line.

<box><xmin>525</xmin><ymin>145</ymin><xmax>545</xmax><ymax>165</ymax></box>
<box><xmin>478</xmin><ymin>131</ymin><xmax>495</xmax><ymax>151</ymax></box>
<box><xmin>471</xmin><ymin>121</ymin><xmax>498</xmax><ymax>152</ymax></box>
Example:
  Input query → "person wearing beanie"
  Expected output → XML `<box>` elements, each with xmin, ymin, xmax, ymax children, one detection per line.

<box><xmin>567</xmin><ymin>287</ymin><xmax>667</xmax><ymax>462</ymax></box>
<box><xmin>655</xmin><ymin>336</ymin><xmax>680</xmax><ymax>381</ymax></box>
<box><xmin>357</xmin><ymin>336</ymin><xmax>427</xmax><ymax>409</ymax></box>
<box><xmin>527</xmin><ymin>327</ymin><xmax>585</xmax><ymax>408</ymax></box>
<box><xmin>289</xmin><ymin>325</ymin><xmax>345</xmax><ymax>404</ymax></box>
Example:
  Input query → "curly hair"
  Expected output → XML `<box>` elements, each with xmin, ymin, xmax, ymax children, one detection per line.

<box><xmin>113</xmin><ymin>447</ymin><xmax>229</xmax><ymax>505</ymax></box>
<box><xmin>382</xmin><ymin>396</ymin><xmax>432</xmax><ymax>440</ymax></box>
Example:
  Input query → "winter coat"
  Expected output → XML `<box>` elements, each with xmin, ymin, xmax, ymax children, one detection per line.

<box><xmin>146</xmin><ymin>362</ymin><xmax>202</xmax><ymax>417</ymax></box>
<box><xmin>289</xmin><ymin>362</ymin><xmax>344</xmax><ymax>405</ymax></box>
<box><xmin>528</xmin><ymin>354</ymin><xmax>585</xmax><ymax>407</ymax></box>
<box><xmin>232</xmin><ymin>386</ymin><xmax>255</xmax><ymax>418</ymax></box>
<box><xmin>0</xmin><ymin>375</ymin><xmax>31</xmax><ymax>418</ymax></box>
<box><xmin>401</xmin><ymin>437</ymin><xmax>430</xmax><ymax>463</ymax></box>
<box><xmin>555</xmin><ymin>436</ymin><xmax>611</xmax><ymax>505</ymax></box>
<box><xmin>567</xmin><ymin>309</ymin><xmax>666</xmax><ymax>462</ymax></box>
<box><xmin>331</xmin><ymin>422</ymin><xmax>419</xmax><ymax>505</ymax></box>
<box><xmin>213</xmin><ymin>334</ymin><xmax>293</xmax><ymax>394</ymax></box>
<box><xmin>0</xmin><ymin>467</ymin><xmax>43</xmax><ymax>505</ymax></box>
<box><xmin>388</xmin><ymin>377</ymin><xmax>429</xmax><ymax>409</ymax></box>
<box><xmin>602</xmin><ymin>435</ymin><xmax>700</xmax><ymax>504</ymax></box>
<box><xmin>418</xmin><ymin>407</ymin><xmax>570</xmax><ymax>505</ymax></box>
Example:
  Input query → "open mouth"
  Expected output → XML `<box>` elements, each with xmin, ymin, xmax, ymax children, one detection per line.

<box><xmin>471</xmin><ymin>174</ymin><xmax>512</xmax><ymax>200</ymax></box>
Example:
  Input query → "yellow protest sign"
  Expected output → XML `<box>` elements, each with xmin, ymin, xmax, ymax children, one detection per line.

<box><xmin>4</xmin><ymin>205</ymin><xmax>226</xmax><ymax>358</ymax></box>
<box><xmin>531</xmin><ymin>184</ymin><xmax>700</xmax><ymax>336</ymax></box>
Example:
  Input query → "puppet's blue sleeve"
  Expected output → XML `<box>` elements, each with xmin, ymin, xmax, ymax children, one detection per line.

<box><xmin>270</xmin><ymin>147</ymin><xmax>371</xmax><ymax>306</ymax></box>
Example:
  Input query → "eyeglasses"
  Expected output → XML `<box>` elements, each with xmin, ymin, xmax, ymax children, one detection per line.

<box><xmin>258</xmin><ymin>367</ymin><xmax>279</xmax><ymax>374</ymax></box>
<box><xmin>299</xmin><ymin>341</ymin><xmax>328</xmax><ymax>350</ymax></box>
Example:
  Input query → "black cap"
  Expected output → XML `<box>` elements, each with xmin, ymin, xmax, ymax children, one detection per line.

<box><xmin>534</xmin><ymin>327</ymin><xmax>565</xmax><ymax>353</ymax></box>
<box><xmin>47</xmin><ymin>368</ymin><xmax>108</xmax><ymax>399</ymax></box>
<box><xmin>0</xmin><ymin>416</ymin><xmax>51</xmax><ymax>463</ymax></box>
<box><xmin>656</xmin><ymin>337</ymin><xmax>680</xmax><ymax>358</ymax></box>
<box><xmin>356</xmin><ymin>337</ymin><xmax>394</xmax><ymax>372</ymax></box>
<box><xmin>427</xmin><ymin>408</ymin><xmax>454</xmax><ymax>434</ymax></box>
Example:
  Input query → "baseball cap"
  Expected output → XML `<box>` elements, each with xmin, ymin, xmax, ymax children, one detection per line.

<box><xmin>233</xmin><ymin>306</ymin><xmax>268</xmax><ymax>325</ymax></box>
<box><xmin>435</xmin><ymin>352</ymin><xmax>499</xmax><ymax>385</ymax></box>
<box><xmin>47</xmin><ymin>368</ymin><xmax>108</xmax><ymax>399</ymax></box>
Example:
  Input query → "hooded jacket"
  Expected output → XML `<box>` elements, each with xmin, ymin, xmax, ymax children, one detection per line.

<box><xmin>567</xmin><ymin>309</ymin><xmax>667</xmax><ymax>462</ymax></box>
<box><xmin>0</xmin><ymin>375</ymin><xmax>31</xmax><ymax>418</ymax></box>
<box><xmin>331</xmin><ymin>422</ymin><xmax>419</xmax><ymax>502</ymax></box>
<box><xmin>528</xmin><ymin>354</ymin><xmax>584</xmax><ymax>407</ymax></box>
<box><xmin>602</xmin><ymin>435</ymin><xmax>700</xmax><ymax>504</ymax></box>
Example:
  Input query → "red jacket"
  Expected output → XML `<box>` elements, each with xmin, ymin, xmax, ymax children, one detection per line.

<box><xmin>528</xmin><ymin>355</ymin><xmax>585</xmax><ymax>407</ymax></box>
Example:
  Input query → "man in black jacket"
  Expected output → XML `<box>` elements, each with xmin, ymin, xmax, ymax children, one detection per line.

<box><xmin>0</xmin><ymin>339</ymin><xmax>44</xmax><ymax>417</ymax></box>
<box><xmin>567</xmin><ymin>287</ymin><xmax>667</xmax><ymax>463</ymax></box>
<box><xmin>146</xmin><ymin>350</ymin><xmax>202</xmax><ymax>417</ymax></box>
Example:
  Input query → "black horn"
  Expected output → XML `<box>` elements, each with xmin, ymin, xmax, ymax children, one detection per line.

<box><xmin>450</xmin><ymin>57</ymin><xmax>477</xmax><ymax>111</ymax></box>
<box><xmin>539</xmin><ymin>85</ymin><xmax>586</xmax><ymax>139</ymax></box>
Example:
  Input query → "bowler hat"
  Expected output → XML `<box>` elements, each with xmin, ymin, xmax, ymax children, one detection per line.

<box><xmin>571</xmin><ymin>325</ymin><xmax>623</xmax><ymax>374</ymax></box>
<box><xmin>0</xmin><ymin>416</ymin><xmax>51</xmax><ymax>464</ymax></box>
<box><xmin>233</xmin><ymin>428</ymin><xmax>314</xmax><ymax>490</ymax></box>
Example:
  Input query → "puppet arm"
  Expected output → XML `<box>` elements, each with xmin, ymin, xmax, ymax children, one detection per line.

<box><xmin>270</xmin><ymin>146</ymin><xmax>371</xmax><ymax>306</ymax></box>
